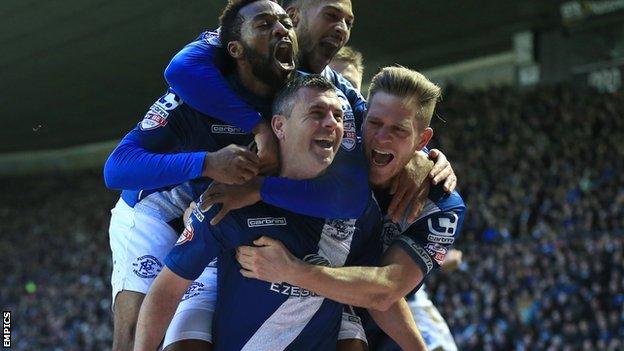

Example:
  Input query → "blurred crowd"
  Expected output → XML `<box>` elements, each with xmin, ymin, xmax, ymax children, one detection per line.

<box><xmin>1</xmin><ymin>85</ymin><xmax>622</xmax><ymax>350</ymax></box>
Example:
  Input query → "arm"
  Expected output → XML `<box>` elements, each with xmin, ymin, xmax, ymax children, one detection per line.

<box><xmin>134</xmin><ymin>267</ymin><xmax>191</xmax><ymax>351</ymax></box>
<box><xmin>202</xmin><ymin>143</ymin><xmax>370</xmax><ymax>222</ymax></box>
<box><xmin>103</xmin><ymin>94</ymin><xmax>261</xmax><ymax>190</ymax></box>
<box><xmin>165</xmin><ymin>34</ymin><xmax>279</xmax><ymax>173</ymax></box>
<box><xmin>165</xmin><ymin>33</ymin><xmax>262</xmax><ymax>133</ymax></box>
<box><xmin>237</xmin><ymin>236</ymin><xmax>423</xmax><ymax>311</ymax></box>
<box><xmin>368</xmin><ymin>299</ymin><xmax>427</xmax><ymax>351</ymax></box>
<box><xmin>103</xmin><ymin>133</ymin><xmax>205</xmax><ymax>190</ymax></box>
<box><xmin>260</xmin><ymin>152</ymin><xmax>369</xmax><ymax>218</ymax></box>
<box><xmin>237</xmin><ymin>209</ymin><xmax>465</xmax><ymax>309</ymax></box>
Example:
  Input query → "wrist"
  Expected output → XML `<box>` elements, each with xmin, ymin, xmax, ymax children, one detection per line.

<box><xmin>201</xmin><ymin>152</ymin><xmax>214</xmax><ymax>178</ymax></box>
<box><xmin>251</xmin><ymin>176</ymin><xmax>265</xmax><ymax>202</ymax></box>
<box><xmin>285</xmin><ymin>258</ymin><xmax>309</xmax><ymax>286</ymax></box>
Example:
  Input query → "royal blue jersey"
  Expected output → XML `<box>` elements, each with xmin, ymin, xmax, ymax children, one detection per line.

<box><xmin>103</xmin><ymin>77</ymin><xmax>271</xmax><ymax>226</ymax></box>
<box><xmin>363</xmin><ymin>185</ymin><xmax>466</xmax><ymax>351</ymax></box>
<box><xmin>164</xmin><ymin>31</ymin><xmax>370</xmax><ymax>218</ymax></box>
<box><xmin>166</xmin><ymin>195</ymin><xmax>382</xmax><ymax>350</ymax></box>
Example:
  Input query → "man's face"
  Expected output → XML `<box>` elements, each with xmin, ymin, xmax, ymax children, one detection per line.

<box><xmin>329</xmin><ymin>60</ymin><xmax>362</xmax><ymax>91</ymax></box>
<box><xmin>275</xmin><ymin>88</ymin><xmax>344</xmax><ymax>179</ymax></box>
<box><xmin>295</xmin><ymin>0</ymin><xmax>354</xmax><ymax>72</ymax></box>
<box><xmin>238</xmin><ymin>1</ymin><xmax>299</xmax><ymax>88</ymax></box>
<box><xmin>363</xmin><ymin>92</ymin><xmax>430</xmax><ymax>186</ymax></box>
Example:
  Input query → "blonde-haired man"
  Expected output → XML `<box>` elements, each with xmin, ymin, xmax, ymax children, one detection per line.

<box><xmin>237</xmin><ymin>66</ymin><xmax>466</xmax><ymax>351</ymax></box>
<box><xmin>329</xmin><ymin>46</ymin><xmax>364</xmax><ymax>91</ymax></box>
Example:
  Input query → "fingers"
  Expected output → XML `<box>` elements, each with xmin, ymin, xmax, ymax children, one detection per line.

<box><xmin>431</xmin><ymin>165</ymin><xmax>452</xmax><ymax>185</ymax></box>
<box><xmin>428</xmin><ymin>148</ymin><xmax>447</xmax><ymax>179</ymax></box>
<box><xmin>210</xmin><ymin>205</ymin><xmax>231</xmax><ymax>225</ymax></box>
<box><xmin>443</xmin><ymin>174</ymin><xmax>457</xmax><ymax>193</ymax></box>
<box><xmin>253</xmin><ymin>236</ymin><xmax>276</xmax><ymax>247</ymax></box>
<box><xmin>240</xmin><ymin>268</ymin><xmax>257</xmax><ymax>279</ymax></box>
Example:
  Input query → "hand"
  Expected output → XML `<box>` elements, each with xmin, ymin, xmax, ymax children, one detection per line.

<box><xmin>441</xmin><ymin>249</ymin><xmax>463</xmax><ymax>272</ymax></box>
<box><xmin>199</xmin><ymin>178</ymin><xmax>263</xmax><ymax>225</ymax></box>
<box><xmin>253</xmin><ymin>122</ymin><xmax>279</xmax><ymax>175</ymax></box>
<box><xmin>202</xmin><ymin>144</ymin><xmax>260</xmax><ymax>184</ymax></box>
<box><xmin>236</xmin><ymin>236</ymin><xmax>301</xmax><ymax>283</ymax></box>
<box><xmin>183</xmin><ymin>201</ymin><xmax>196</xmax><ymax>224</ymax></box>
<box><xmin>388</xmin><ymin>151</ymin><xmax>433</xmax><ymax>223</ymax></box>
<box><xmin>428</xmin><ymin>148</ymin><xmax>457</xmax><ymax>193</ymax></box>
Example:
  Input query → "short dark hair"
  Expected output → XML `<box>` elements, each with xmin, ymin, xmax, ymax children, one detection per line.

<box><xmin>273</xmin><ymin>74</ymin><xmax>336</xmax><ymax>117</ymax></box>
<box><xmin>219</xmin><ymin>0</ymin><xmax>263</xmax><ymax>46</ymax></box>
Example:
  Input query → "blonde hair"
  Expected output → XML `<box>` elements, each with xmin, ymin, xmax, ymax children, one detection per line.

<box><xmin>367</xmin><ymin>66</ymin><xmax>441</xmax><ymax>128</ymax></box>
<box><xmin>332</xmin><ymin>46</ymin><xmax>364</xmax><ymax>76</ymax></box>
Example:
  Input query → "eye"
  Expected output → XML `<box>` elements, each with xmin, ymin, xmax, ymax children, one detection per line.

<box><xmin>281</xmin><ymin>18</ymin><xmax>294</xmax><ymax>29</ymax></box>
<box><xmin>367</xmin><ymin>119</ymin><xmax>382</xmax><ymax>127</ymax></box>
<box><xmin>333</xmin><ymin>112</ymin><xmax>343</xmax><ymax>122</ymax></box>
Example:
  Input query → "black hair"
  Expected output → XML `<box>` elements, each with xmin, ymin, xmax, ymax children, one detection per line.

<box><xmin>219</xmin><ymin>0</ymin><xmax>263</xmax><ymax>46</ymax></box>
<box><xmin>273</xmin><ymin>74</ymin><xmax>335</xmax><ymax>117</ymax></box>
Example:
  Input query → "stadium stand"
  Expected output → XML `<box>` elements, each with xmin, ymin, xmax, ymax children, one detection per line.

<box><xmin>2</xmin><ymin>84</ymin><xmax>622</xmax><ymax>350</ymax></box>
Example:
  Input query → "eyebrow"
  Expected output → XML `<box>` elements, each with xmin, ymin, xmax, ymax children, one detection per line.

<box><xmin>251</xmin><ymin>12</ymin><xmax>290</xmax><ymax>22</ymax></box>
<box><xmin>323</xmin><ymin>4</ymin><xmax>354</xmax><ymax>21</ymax></box>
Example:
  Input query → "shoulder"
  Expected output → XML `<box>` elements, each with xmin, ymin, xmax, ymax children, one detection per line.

<box><xmin>138</xmin><ymin>89</ymin><xmax>190</xmax><ymax>131</ymax></box>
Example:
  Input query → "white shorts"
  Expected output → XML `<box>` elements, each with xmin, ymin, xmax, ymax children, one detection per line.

<box><xmin>339</xmin><ymin>305</ymin><xmax>367</xmax><ymax>343</ymax></box>
<box><xmin>162</xmin><ymin>266</ymin><xmax>218</xmax><ymax>348</ymax></box>
<box><xmin>409</xmin><ymin>301</ymin><xmax>457</xmax><ymax>351</ymax></box>
<box><xmin>109</xmin><ymin>198</ymin><xmax>179</xmax><ymax>304</ymax></box>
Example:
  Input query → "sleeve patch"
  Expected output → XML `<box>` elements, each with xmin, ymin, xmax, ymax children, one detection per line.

<box><xmin>426</xmin><ymin>212</ymin><xmax>458</xmax><ymax>245</ymax></box>
<box><xmin>176</xmin><ymin>218</ymin><xmax>195</xmax><ymax>245</ymax></box>
<box><xmin>139</xmin><ymin>91</ymin><xmax>183</xmax><ymax>131</ymax></box>
<box><xmin>395</xmin><ymin>236</ymin><xmax>434</xmax><ymax>274</ymax></box>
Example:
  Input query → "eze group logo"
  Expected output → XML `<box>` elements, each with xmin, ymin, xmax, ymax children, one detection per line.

<box><xmin>247</xmin><ymin>217</ymin><xmax>287</xmax><ymax>227</ymax></box>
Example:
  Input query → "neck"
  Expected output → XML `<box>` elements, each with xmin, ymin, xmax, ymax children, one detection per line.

<box><xmin>279</xmin><ymin>149</ymin><xmax>321</xmax><ymax>180</ymax></box>
<box><xmin>298</xmin><ymin>53</ymin><xmax>327</xmax><ymax>74</ymax></box>
<box><xmin>236</xmin><ymin>62</ymin><xmax>274</xmax><ymax>98</ymax></box>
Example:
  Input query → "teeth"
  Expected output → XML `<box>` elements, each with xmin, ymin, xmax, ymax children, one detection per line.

<box><xmin>373</xmin><ymin>149</ymin><xmax>392</xmax><ymax>156</ymax></box>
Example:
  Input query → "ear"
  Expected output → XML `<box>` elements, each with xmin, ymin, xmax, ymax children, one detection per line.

<box><xmin>227</xmin><ymin>41</ymin><xmax>244</xmax><ymax>59</ymax></box>
<box><xmin>286</xmin><ymin>6</ymin><xmax>300</xmax><ymax>27</ymax></box>
<box><xmin>272</xmin><ymin>114</ymin><xmax>287</xmax><ymax>140</ymax></box>
<box><xmin>416</xmin><ymin>127</ymin><xmax>433</xmax><ymax>151</ymax></box>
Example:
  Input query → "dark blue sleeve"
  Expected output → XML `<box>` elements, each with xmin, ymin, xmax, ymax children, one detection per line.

<box><xmin>165</xmin><ymin>206</ymin><xmax>223</xmax><ymax>280</ymax></box>
<box><xmin>392</xmin><ymin>207</ymin><xmax>465</xmax><ymax>277</ymax></box>
<box><xmin>326</xmin><ymin>68</ymin><xmax>368</xmax><ymax>129</ymax></box>
<box><xmin>103</xmin><ymin>91</ymin><xmax>206</xmax><ymax>190</ymax></box>
<box><xmin>164</xmin><ymin>33</ymin><xmax>262</xmax><ymax>133</ymax></box>
<box><xmin>260</xmin><ymin>142</ymin><xmax>370</xmax><ymax>219</ymax></box>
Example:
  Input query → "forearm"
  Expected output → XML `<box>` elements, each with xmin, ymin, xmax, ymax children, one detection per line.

<box><xmin>368</xmin><ymin>299</ymin><xmax>427</xmax><ymax>351</ymax></box>
<box><xmin>288</xmin><ymin>263</ymin><xmax>401</xmax><ymax>310</ymax></box>
<box><xmin>260</xmin><ymin>151</ymin><xmax>369</xmax><ymax>218</ymax></box>
<box><xmin>103</xmin><ymin>141</ymin><xmax>205</xmax><ymax>190</ymax></box>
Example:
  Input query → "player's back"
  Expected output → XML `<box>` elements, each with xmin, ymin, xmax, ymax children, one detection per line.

<box><xmin>209</xmin><ymin>196</ymin><xmax>382</xmax><ymax>350</ymax></box>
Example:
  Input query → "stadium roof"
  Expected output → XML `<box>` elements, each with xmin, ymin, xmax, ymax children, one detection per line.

<box><xmin>1</xmin><ymin>0</ymin><xmax>565</xmax><ymax>153</ymax></box>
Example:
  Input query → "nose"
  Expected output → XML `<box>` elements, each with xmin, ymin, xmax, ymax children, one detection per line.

<box><xmin>322</xmin><ymin>110</ymin><xmax>341</xmax><ymax>130</ymax></box>
<box><xmin>334</xmin><ymin>18</ymin><xmax>349</xmax><ymax>40</ymax></box>
<box><xmin>374</xmin><ymin>127</ymin><xmax>392</xmax><ymax>144</ymax></box>
<box><xmin>273</xmin><ymin>21</ymin><xmax>289</xmax><ymax>38</ymax></box>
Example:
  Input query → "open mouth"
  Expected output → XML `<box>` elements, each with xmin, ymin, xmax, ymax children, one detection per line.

<box><xmin>314</xmin><ymin>137</ymin><xmax>335</xmax><ymax>150</ymax></box>
<box><xmin>371</xmin><ymin>149</ymin><xmax>394</xmax><ymax>166</ymax></box>
<box><xmin>320</xmin><ymin>36</ymin><xmax>343</xmax><ymax>51</ymax></box>
<box><xmin>273</xmin><ymin>41</ymin><xmax>295</xmax><ymax>71</ymax></box>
